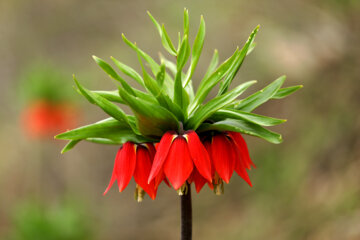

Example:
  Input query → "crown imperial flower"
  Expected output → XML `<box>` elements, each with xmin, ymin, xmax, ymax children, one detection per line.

<box><xmin>56</xmin><ymin>9</ymin><xmax>301</xmax><ymax>200</ymax></box>
<box><xmin>56</xmin><ymin>9</ymin><xmax>301</xmax><ymax>240</ymax></box>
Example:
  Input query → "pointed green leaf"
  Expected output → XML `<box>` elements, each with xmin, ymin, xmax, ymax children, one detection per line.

<box><xmin>92</xmin><ymin>90</ymin><xmax>124</xmax><ymax>104</ymax></box>
<box><xmin>272</xmin><ymin>85</ymin><xmax>303</xmax><ymax>99</ymax></box>
<box><xmin>184</xmin><ymin>15</ymin><xmax>205</xmax><ymax>87</ymax></box>
<box><xmin>198</xmin><ymin>119</ymin><xmax>282</xmax><ymax>144</ymax></box>
<box><xmin>247</xmin><ymin>42</ymin><xmax>256</xmax><ymax>55</ymax></box>
<box><xmin>211</xmin><ymin>109</ymin><xmax>286</xmax><ymax>126</ymax></box>
<box><xmin>146</xmin><ymin>12</ymin><xmax>177</xmax><ymax>55</ymax></box>
<box><xmin>174</xmin><ymin>35</ymin><xmax>190</xmax><ymax>109</ymax></box>
<box><xmin>218</xmin><ymin>26</ymin><xmax>259</xmax><ymax>95</ymax></box>
<box><xmin>110</xmin><ymin>56</ymin><xmax>145</xmax><ymax>87</ymax></box>
<box><xmin>203</xmin><ymin>49</ymin><xmax>219</xmax><ymax>80</ymax></box>
<box><xmin>161</xmin><ymin>24</ymin><xmax>177</xmax><ymax>56</ymax></box>
<box><xmin>122</xmin><ymin>34</ymin><xmax>160</xmax><ymax>76</ymax></box>
<box><xmin>189</xmin><ymin>48</ymin><xmax>239</xmax><ymax>113</ymax></box>
<box><xmin>183</xmin><ymin>8</ymin><xmax>189</xmax><ymax>36</ymax></box>
<box><xmin>119</xmin><ymin>88</ymin><xmax>179</xmax><ymax>137</ymax></box>
<box><xmin>56</xmin><ymin>118</ymin><xmax>147</xmax><ymax>143</ymax></box>
<box><xmin>235</xmin><ymin>75</ymin><xmax>286</xmax><ymax>112</ymax></box>
<box><xmin>61</xmin><ymin>140</ymin><xmax>81</xmax><ymax>154</ymax></box>
<box><xmin>137</xmin><ymin>54</ymin><xmax>184</xmax><ymax>121</ymax></box>
<box><xmin>186</xmin><ymin>80</ymin><xmax>257</xmax><ymax>130</ymax></box>
<box><xmin>73</xmin><ymin>76</ymin><xmax>133</xmax><ymax>129</ymax></box>
<box><xmin>177</xmin><ymin>35</ymin><xmax>191</xmax><ymax>71</ymax></box>
<box><xmin>92</xmin><ymin>56</ymin><xmax>136</xmax><ymax>96</ymax></box>
<box><xmin>156</xmin><ymin>63</ymin><xmax>166</xmax><ymax>87</ymax></box>
<box><xmin>159</xmin><ymin>53</ymin><xmax>177</xmax><ymax>76</ymax></box>
<box><xmin>122</xmin><ymin>34</ymin><xmax>174</xmax><ymax>97</ymax></box>
<box><xmin>147</xmin><ymin>11</ymin><xmax>162</xmax><ymax>34</ymax></box>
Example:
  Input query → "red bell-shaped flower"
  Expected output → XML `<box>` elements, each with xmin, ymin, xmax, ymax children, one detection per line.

<box><xmin>22</xmin><ymin>100</ymin><xmax>78</xmax><ymax>139</ymax></box>
<box><xmin>148</xmin><ymin>130</ymin><xmax>212</xmax><ymax>190</ymax></box>
<box><xmin>200</xmin><ymin>131</ymin><xmax>254</xmax><ymax>193</ymax></box>
<box><xmin>104</xmin><ymin>142</ymin><xmax>158</xmax><ymax>200</ymax></box>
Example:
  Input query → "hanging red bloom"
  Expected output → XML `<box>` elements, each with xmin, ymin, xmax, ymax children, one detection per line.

<box><xmin>197</xmin><ymin>131</ymin><xmax>254</xmax><ymax>194</ymax></box>
<box><xmin>104</xmin><ymin>142</ymin><xmax>158</xmax><ymax>201</ymax></box>
<box><xmin>148</xmin><ymin>130</ymin><xmax>212</xmax><ymax>190</ymax></box>
<box><xmin>22</xmin><ymin>100</ymin><xmax>78</xmax><ymax>139</ymax></box>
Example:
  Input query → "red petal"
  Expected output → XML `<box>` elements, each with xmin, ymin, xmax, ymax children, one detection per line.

<box><xmin>148</xmin><ymin>131</ymin><xmax>176</xmax><ymax>183</ymax></box>
<box><xmin>230</xmin><ymin>140</ymin><xmax>252</xmax><ymax>187</ymax></box>
<box><xmin>227</xmin><ymin>131</ymin><xmax>255</xmax><ymax>169</ymax></box>
<box><xmin>133</xmin><ymin>145</ymin><xmax>157</xmax><ymax>200</ymax></box>
<box><xmin>203</xmin><ymin>140</ymin><xmax>215</xmax><ymax>178</ymax></box>
<box><xmin>103</xmin><ymin>147</ymin><xmax>122</xmax><ymax>195</ymax></box>
<box><xmin>210</xmin><ymin>134</ymin><xmax>235</xmax><ymax>183</ymax></box>
<box><xmin>144</xmin><ymin>143</ymin><xmax>156</xmax><ymax>161</ymax></box>
<box><xmin>117</xmin><ymin>142</ymin><xmax>137</xmax><ymax>192</ymax></box>
<box><xmin>164</xmin><ymin>136</ymin><xmax>194</xmax><ymax>190</ymax></box>
<box><xmin>190</xmin><ymin>169</ymin><xmax>207</xmax><ymax>193</ymax></box>
<box><xmin>185</xmin><ymin>131</ymin><xmax>212</xmax><ymax>182</ymax></box>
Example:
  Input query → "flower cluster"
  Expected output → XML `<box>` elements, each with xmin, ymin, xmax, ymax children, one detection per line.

<box><xmin>56</xmin><ymin>9</ymin><xmax>301</xmax><ymax>201</ymax></box>
<box><xmin>103</xmin><ymin>130</ymin><xmax>253</xmax><ymax>201</ymax></box>
<box><xmin>22</xmin><ymin>100</ymin><xmax>77</xmax><ymax>138</ymax></box>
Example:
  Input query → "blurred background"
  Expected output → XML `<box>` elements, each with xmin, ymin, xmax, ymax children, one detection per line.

<box><xmin>1</xmin><ymin>0</ymin><xmax>359</xmax><ymax>239</ymax></box>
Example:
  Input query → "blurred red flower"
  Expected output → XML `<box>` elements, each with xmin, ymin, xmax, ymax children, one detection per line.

<box><xmin>21</xmin><ymin>100</ymin><xmax>78</xmax><ymax>139</ymax></box>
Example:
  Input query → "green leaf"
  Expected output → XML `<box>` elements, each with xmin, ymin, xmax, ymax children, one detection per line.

<box><xmin>272</xmin><ymin>85</ymin><xmax>303</xmax><ymax>99</ymax></box>
<box><xmin>61</xmin><ymin>140</ymin><xmax>81</xmax><ymax>154</ymax></box>
<box><xmin>184</xmin><ymin>15</ymin><xmax>205</xmax><ymax>87</ymax></box>
<box><xmin>176</xmin><ymin>35</ymin><xmax>191</xmax><ymax>71</ymax></box>
<box><xmin>203</xmin><ymin>49</ymin><xmax>219</xmax><ymax>80</ymax></box>
<box><xmin>247</xmin><ymin>42</ymin><xmax>256</xmax><ymax>55</ymax></box>
<box><xmin>85</xmin><ymin>138</ymin><xmax>119</xmax><ymax>145</ymax></box>
<box><xmin>156</xmin><ymin>63</ymin><xmax>166</xmax><ymax>87</ymax></box>
<box><xmin>110</xmin><ymin>56</ymin><xmax>145</xmax><ymax>87</ymax></box>
<box><xmin>161</xmin><ymin>24</ymin><xmax>177</xmax><ymax>56</ymax></box>
<box><xmin>122</xmin><ymin>34</ymin><xmax>174</xmax><ymax>97</ymax></box>
<box><xmin>186</xmin><ymin>80</ymin><xmax>257</xmax><ymax>130</ymax></box>
<box><xmin>137</xmin><ymin>54</ymin><xmax>184</xmax><ymax>120</ymax></box>
<box><xmin>218</xmin><ymin>26</ymin><xmax>259</xmax><ymax>95</ymax></box>
<box><xmin>73</xmin><ymin>76</ymin><xmax>134</xmax><ymax>130</ymax></box>
<box><xmin>183</xmin><ymin>8</ymin><xmax>189</xmax><ymax>36</ymax></box>
<box><xmin>92</xmin><ymin>56</ymin><xmax>136</xmax><ymax>96</ymax></box>
<box><xmin>92</xmin><ymin>90</ymin><xmax>124</xmax><ymax>104</ymax></box>
<box><xmin>160</xmin><ymin>53</ymin><xmax>177</xmax><ymax>76</ymax></box>
<box><xmin>159</xmin><ymin>53</ymin><xmax>195</xmax><ymax>105</ymax></box>
<box><xmin>119</xmin><ymin>88</ymin><xmax>179</xmax><ymax>137</ymax></box>
<box><xmin>189</xmin><ymin>48</ymin><xmax>239</xmax><ymax>113</ymax></box>
<box><xmin>235</xmin><ymin>75</ymin><xmax>286</xmax><ymax>112</ymax></box>
<box><xmin>56</xmin><ymin>118</ymin><xmax>147</xmax><ymax>143</ymax></box>
<box><xmin>174</xmin><ymin>35</ymin><xmax>190</xmax><ymax>109</ymax></box>
<box><xmin>198</xmin><ymin>119</ymin><xmax>282</xmax><ymax>144</ymax></box>
<box><xmin>147</xmin><ymin>11</ymin><xmax>162</xmax><ymax>35</ymax></box>
<box><xmin>211</xmin><ymin>109</ymin><xmax>286</xmax><ymax>126</ymax></box>
<box><xmin>147</xmin><ymin>11</ymin><xmax>177</xmax><ymax>56</ymax></box>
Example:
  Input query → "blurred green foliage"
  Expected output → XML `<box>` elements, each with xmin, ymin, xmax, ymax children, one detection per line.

<box><xmin>8</xmin><ymin>201</ymin><xmax>92</xmax><ymax>240</ymax></box>
<box><xmin>18</xmin><ymin>62</ymin><xmax>75</xmax><ymax>104</ymax></box>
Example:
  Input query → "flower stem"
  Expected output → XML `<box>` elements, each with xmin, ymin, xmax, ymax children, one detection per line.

<box><xmin>181</xmin><ymin>183</ymin><xmax>192</xmax><ymax>240</ymax></box>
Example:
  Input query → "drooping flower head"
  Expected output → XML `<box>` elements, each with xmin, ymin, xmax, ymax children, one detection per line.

<box><xmin>19</xmin><ymin>63</ymin><xmax>79</xmax><ymax>139</ymax></box>
<box><xmin>202</xmin><ymin>131</ymin><xmax>254</xmax><ymax>194</ymax></box>
<box><xmin>56</xmin><ymin>9</ymin><xmax>301</xmax><ymax>200</ymax></box>
<box><xmin>22</xmin><ymin>100</ymin><xmax>77</xmax><ymax>138</ymax></box>
<box><xmin>104</xmin><ymin>142</ymin><xmax>160</xmax><ymax>201</ymax></box>
<box><xmin>148</xmin><ymin>130</ymin><xmax>212</xmax><ymax>191</ymax></box>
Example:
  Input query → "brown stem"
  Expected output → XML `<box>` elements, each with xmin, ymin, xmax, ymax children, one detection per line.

<box><xmin>181</xmin><ymin>183</ymin><xmax>192</xmax><ymax>240</ymax></box>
